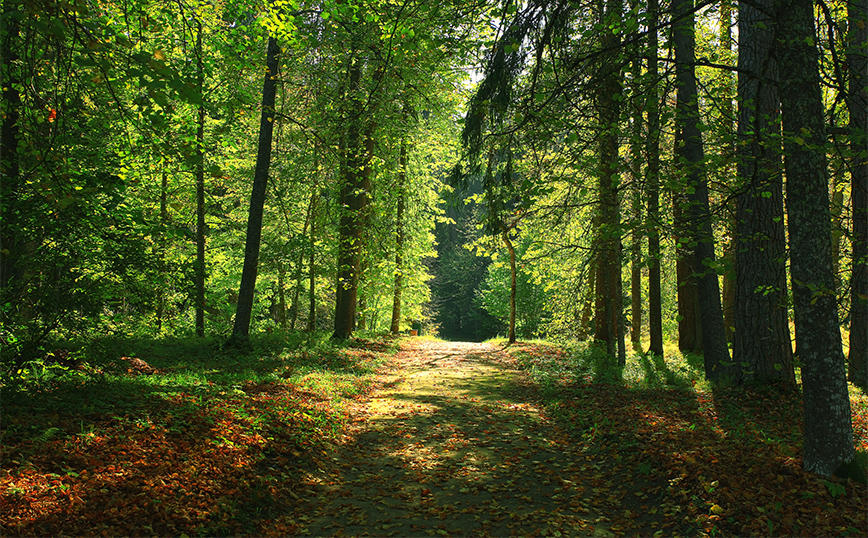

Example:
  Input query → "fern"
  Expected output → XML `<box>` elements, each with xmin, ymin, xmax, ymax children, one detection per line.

<box><xmin>34</xmin><ymin>427</ymin><xmax>62</xmax><ymax>446</ymax></box>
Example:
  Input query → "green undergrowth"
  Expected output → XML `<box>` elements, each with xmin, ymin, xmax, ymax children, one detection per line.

<box><xmin>2</xmin><ymin>331</ymin><xmax>399</xmax><ymax>467</ymax></box>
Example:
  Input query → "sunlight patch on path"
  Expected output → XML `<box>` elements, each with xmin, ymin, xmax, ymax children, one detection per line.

<box><xmin>295</xmin><ymin>339</ymin><xmax>617</xmax><ymax>537</ymax></box>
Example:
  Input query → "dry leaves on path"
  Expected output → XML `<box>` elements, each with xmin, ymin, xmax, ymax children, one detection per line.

<box><xmin>277</xmin><ymin>340</ymin><xmax>659</xmax><ymax>538</ymax></box>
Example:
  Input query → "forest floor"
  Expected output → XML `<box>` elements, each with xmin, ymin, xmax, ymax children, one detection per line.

<box><xmin>2</xmin><ymin>335</ymin><xmax>867</xmax><ymax>537</ymax></box>
<box><xmin>287</xmin><ymin>339</ymin><xmax>630</xmax><ymax>537</ymax></box>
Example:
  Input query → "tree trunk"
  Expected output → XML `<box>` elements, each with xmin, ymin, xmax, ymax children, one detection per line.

<box><xmin>580</xmin><ymin>261</ymin><xmax>595</xmax><ymax>339</ymax></box>
<box><xmin>502</xmin><ymin>225</ymin><xmax>517</xmax><ymax>344</ymax></box>
<box><xmin>774</xmin><ymin>0</ymin><xmax>854</xmax><ymax>476</ymax></box>
<box><xmin>719</xmin><ymin>0</ymin><xmax>737</xmax><ymax>343</ymax></box>
<box><xmin>229</xmin><ymin>37</ymin><xmax>281</xmax><ymax>345</ymax></box>
<box><xmin>646</xmin><ymin>0</ymin><xmax>664</xmax><ymax>357</ymax></box>
<box><xmin>194</xmin><ymin>21</ymin><xmax>206</xmax><ymax>338</ymax></box>
<box><xmin>357</xmin><ymin>256</ymin><xmax>368</xmax><ymax>331</ymax></box>
<box><xmin>630</xmin><ymin>42</ymin><xmax>643</xmax><ymax>347</ymax></box>
<box><xmin>673</xmin><ymin>0</ymin><xmax>732</xmax><ymax>382</ymax></box>
<box><xmin>675</xmin><ymin>223</ymin><xmax>703</xmax><ymax>352</ymax></box>
<box><xmin>276</xmin><ymin>265</ymin><xmax>287</xmax><ymax>329</ymax></box>
<box><xmin>156</xmin><ymin>169</ymin><xmax>168</xmax><ymax>334</ymax></box>
<box><xmin>307</xmin><ymin>193</ymin><xmax>317</xmax><ymax>333</ymax></box>
<box><xmin>289</xmin><ymin>189</ymin><xmax>315</xmax><ymax>330</ymax></box>
<box><xmin>848</xmin><ymin>0</ymin><xmax>868</xmax><ymax>390</ymax></box>
<box><xmin>390</xmin><ymin>138</ymin><xmax>408</xmax><ymax>334</ymax></box>
<box><xmin>592</xmin><ymin>0</ymin><xmax>623</xmax><ymax>361</ymax></box>
<box><xmin>733</xmin><ymin>0</ymin><xmax>794</xmax><ymax>384</ymax></box>
<box><xmin>333</xmin><ymin>60</ymin><xmax>374</xmax><ymax>339</ymax></box>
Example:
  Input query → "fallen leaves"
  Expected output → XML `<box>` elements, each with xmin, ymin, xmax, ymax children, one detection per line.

<box><xmin>3</xmin><ymin>337</ymin><xmax>866</xmax><ymax>537</ymax></box>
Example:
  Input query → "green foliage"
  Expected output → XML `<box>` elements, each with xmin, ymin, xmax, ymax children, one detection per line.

<box><xmin>477</xmin><ymin>236</ymin><xmax>549</xmax><ymax>338</ymax></box>
<box><xmin>834</xmin><ymin>451</ymin><xmax>868</xmax><ymax>485</ymax></box>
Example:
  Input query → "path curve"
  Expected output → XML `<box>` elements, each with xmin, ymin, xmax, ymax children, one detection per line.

<box><xmin>297</xmin><ymin>339</ymin><xmax>615</xmax><ymax>537</ymax></box>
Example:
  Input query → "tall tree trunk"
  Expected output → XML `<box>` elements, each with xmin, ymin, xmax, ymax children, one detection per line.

<box><xmin>194</xmin><ymin>21</ymin><xmax>206</xmax><ymax>338</ymax></box>
<box><xmin>333</xmin><ymin>60</ymin><xmax>374</xmax><ymax>339</ymax></box>
<box><xmin>848</xmin><ymin>0</ymin><xmax>868</xmax><ymax>390</ymax></box>
<box><xmin>733</xmin><ymin>0</ymin><xmax>794</xmax><ymax>384</ymax></box>
<box><xmin>289</xmin><ymin>189</ymin><xmax>315</xmax><ymax>329</ymax></box>
<box><xmin>390</xmin><ymin>138</ymin><xmax>408</xmax><ymax>334</ymax></box>
<box><xmin>156</xmin><ymin>169</ymin><xmax>168</xmax><ymax>334</ymax></box>
<box><xmin>674</xmin><ymin>213</ymin><xmax>703</xmax><ymax>352</ymax></box>
<box><xmin>630</xmin><ymin>39</ymin><xmax>643</xmax><ymax>347</ymax></box>
<box><xmin>357</xmin><ymin>258</ymin><xmax>368</xmax><ymax>331</ymax></box>
<box><xmin>229</xmin><ymin>37</ymin><xmax>281</xmax><ymax>344</ymax></box>
<box><xmin>307</xmin><ymin>192</ymin><xmax>318</xmax><ymax>332</ymax></box>
<box><xmin>719</xmin><ymin>0</ymin><xmax>737</xmax><ymax>342</ymax></box>
<box><xmin>673</xmin><ymin>0</ymin><xmax>732</xmax><ymax>382</ymax></box>
<box><xmin>646</xmin><ymin>0</ymin><xmax>664</xmax><ymax>357</ymax></box>
<box><xmin>276</xmin><ymin>265</ymin><xmax>287</xmax><ymax>329</ymax></box>
<box><xmin>774</xmin><ymin>0</ymin><xmax>854</xmax><ymax>476</ymax></box>
<box><xmin>502</xmin><ymin>225</ymin><xmax>517</xmax><ymax>344</ymax></box>
<box><xmin>580</xmin><ymin>261</ymin><xmax>595</xmax><ymax>339</ymax></box>
<box><xmin>593</xmin><ymin>0</ymin><xmax>623</xmax><ymax>360</ymax></box>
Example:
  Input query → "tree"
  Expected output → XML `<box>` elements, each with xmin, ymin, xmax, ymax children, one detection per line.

<box><xmin>774</xmin><ymin>0</ymin><xmax>854</xmax><ymax>476</ymax></box>
<box><xmin>645</xmin><ymin>0</ymin><xmax>665</xmax><ymax>358</ymax></box>
<box><xmin>592</xmin><ymin>0</ymin><xmax>625</xmax><ymax>363</ymax></box>
<box><xmin>332</xmin><ymin>57</ymin><xmax>375</xmax><ymax>340</ymax></box>
<box><xmin>848</xmin><ymin>0</ymin><xmax>868</xmax><ymax>390</ymax></box>
<box><xmin>732</xmin><ymin>0</ymin><xmax>794</xmax><ymax>383</ymax></box>
<box><xmin>229</xmin><ymin>36</ymin><xmax>281</xmax><ymax>345</ymax></box>
<box><xmin>390</xmin><ymin>134</ymin><xmax>409</xmax><ymax>334</ymax></box>
<box><xmin>194</xmin><ymin>16</ymin><xmax>207</xmax><ymax>338</ymax></box>
<box><xmin>673</xmin><ymin>0</ymin><xmax>732</xmax><ymax>382</ymax></box>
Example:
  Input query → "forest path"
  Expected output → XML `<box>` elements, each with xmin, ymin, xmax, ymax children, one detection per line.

<box><xmin>294</xmin><ymin>338</ymin><xmax>617</xmax><ymax>537</ymax></box>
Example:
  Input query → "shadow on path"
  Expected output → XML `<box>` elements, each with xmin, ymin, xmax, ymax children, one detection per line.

<box><xmin>293</xmin><ymin>340</ymin><xmax>621</xmax><ymax>537</ymax></box>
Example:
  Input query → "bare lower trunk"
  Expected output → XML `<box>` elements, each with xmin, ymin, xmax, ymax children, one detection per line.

<box><xmin>775</xmin><ymin>0</ymin><xmax>854</xmax><ymax>476</ymax></box>
<box><xmin>502</xmin><ymin>226</ymin><xmax>517</xmax><ymax>344</ymax></box>
<box><xmin>391</xmin><ymin>138</ymin><xmax>408</xmax><ymax>334</ymax></box>
<box><xmin>733</xmin><ymin>0</ymin><xmax>794</xmax><ymax>384</ymax></box>
<box><xmin>673</xmin><ymin>0</ymin><xmax>732</xmax><ymax>381</ymax></box>
<box><xmin>646</xmin><ymin>0</ymin><xmax>664</xmax><ymax>357</ymax></box>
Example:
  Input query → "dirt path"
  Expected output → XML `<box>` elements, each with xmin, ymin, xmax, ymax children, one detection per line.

<box><xmin>295</xmin><ymin>339</ymin><xmax>620</xmax><ymax>537</ymax></box>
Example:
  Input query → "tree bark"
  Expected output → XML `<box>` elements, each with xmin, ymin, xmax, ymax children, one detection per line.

<box><xmin>390</xmin><ymin>138</ymin><xmax>408</xmax><ymax>334</ymax></box>
<box><xmin>229</xmin><ymin>37</ymin><xmax>281</xmax><ymax>344</ymax></box>
<box><xmin>774</xmin><ymin>0</ymin><xmax>854</xmax><ymax>476</ymax></box>
<box><xmin>719</xmin><ymin>0</ymin><xmax>737</xmax><ymax>343</ymax></box>
<box><xmin>289</xmin><ymin>189</ymin><xmax>315</xmax><ymax>330</ymax></box>
<box><xmin>733</xmin><ymin>0</ymin><xmax>794</xmax><ymax>384</ymax></box>
<box><xmin>630</xmin><ymin>42</ymin><xmax>643</xmax><ymax>347</ymax></box>
<box><xmin>673</xmin><ymin>0</ymin><xmax>732</xmax><ymax>382</ymax></box>
<box><xmin>502</xmin><ymin>225</ymin><xmax>517</xmax><ymax>344</ymax></box>
<box><xmin>194</xmin><ymin>20</ymin><xmax>206</xmax><ymax>338</ymax></box>
<box><xmin>674</xmin><ymin>219</ymin><xmax>703</xmax><ymax>353</ymax></box>
<box><xmin>307</xmin><ymin>192</ymin><xmax>318</xmax><ymax>332</ymax></box>
<box><xmin>848</xmin><ymin>0</ymin><xmax>868</xmax><ymax>390</ymax></box>
<box><xmin>646</xmin><ymin>0</ymin><xmax>664</xmax><ymax>357</ymax></box>
<box><xmin>592</xmin><ymin>0</ymin><xmax>623</xmax><ymax>361</ymax></box>
<box><xmin>333</xmin><ymin>59</ymin><xmax>374</xmax><ymax>339</ymax></box>
<box><xmin>156</xmin><ymin>169</ymin><xmax>168</xmax><ymax>334</ymax></box>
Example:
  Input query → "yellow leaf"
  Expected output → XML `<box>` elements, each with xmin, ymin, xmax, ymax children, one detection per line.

<box><xmin>154</xmin><ymin>49</ymin><xmax>166</xmax><ymax>60</ymax></box>
<box><xmin>710</xmin><ymin>504</ymin><xmax>725</xmax><ymax>515</ymax></box>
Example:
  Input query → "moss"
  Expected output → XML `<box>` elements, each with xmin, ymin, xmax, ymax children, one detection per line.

<box><xmin>833</xmin><ymin>451</ymin><xmax>868</xmax><ymax>484</ymax></box>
